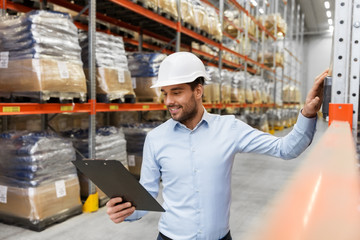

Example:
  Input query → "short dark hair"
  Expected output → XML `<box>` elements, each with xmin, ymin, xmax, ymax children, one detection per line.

<box><xmin>187</xmin><ymin>77</ymin><xmax>205</xmax><ymax>90</ymax></box>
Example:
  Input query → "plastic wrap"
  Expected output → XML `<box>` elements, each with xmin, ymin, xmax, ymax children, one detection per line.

<box><xmin>0</xmin><ymin>175</ymin><xmax>81</xmax><ymax>231</ymax></box>
<box><xmin>133</xmin><ymin>76</ymin><xmax>162</xmax><ymax>102</ymax></box>
<box><xmin>127</xmin><ymin>52</ymin><xmax>167</xmax><ymax>77</ymax></box>
<box><xmin>62</xmin><ymin>126</ymin><xmax>128</xmax><ymax>168</ymax></box>
<box><xmin>0</xmin><ymin>10</ymin><xmax>86</xmax><ymax>101</ymax></box>
<box><xmin>181</xmin><ymin>0</ymin><xmax>195</xmax><ymax>26</ymax></box>
<box><xmin>0</xmin><ymin>131</ymin><xmax>81</xmax><ymax>230</ymax></box>
<box><xmin>233</xmin><ymin>71</ymin><xmax>247</xmax><ymax>104</ymax></box>
<box><xmin>158</xmin><ymin>0</ymin><xmax>178</xmax><ymax>18</ymax></box>
<box><xmin>0</xmin><ymin>131</ymin><xmax>77</xmax><ymax>188</ymax></box>
<box><xmin>79</xmin><ymin>31</ymin><xmax>133</xmax><ymax>101</ymax></box>
<box><xmin>122</xmin><ymin>123</ymin><xmax>160</xmax><ymax>178</ymax></box>
<box><xmin>205</xmin><ymin>66</ymin><xmax>221</xmax><ymax>103</ymax></box>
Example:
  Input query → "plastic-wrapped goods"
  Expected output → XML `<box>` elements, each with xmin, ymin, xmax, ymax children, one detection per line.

<box><xmin>0</xmin><ymin>10</ymin><xmax>87</xmax><ymax>102</ymax></box>
<box><xmin>158</xmin><ymin>0</ymin><xmax>178</xmax><ymax>19</ymax></box>
<box><xmin>250</xmin><ymin>76</ymin><xmax>265</xmax><ymax>104</ymax></box>
<box><xmin>62</xmin><ymin>126</ymin><xmax>127</xmax><ymax>202</ymax></box>
<box><xmin>122</xmin><ymin>123</ymin><xmax>160</xmax><ymax>178</ymax></box>
<box><xmin>282</xmin><ymin>84</ymin><xmax>291</xmax><ymax>103</ymax></box>
<box><xmin>0</xmin><ymin>131</ymin><xmax>81</xmax><ymax>231</ymax></box>
<box><xmin>181</xmin><ymin>0</ymin><xmax>196</xmax><ymax>27</ymax></box>
<box><xmin>246</xmin><ymin>113</ymin><xmax>269</xmax><ymax>132</ymax></box>
<box><xmin>62</xmin><ymin>126</ymin><xmax>128</xmax><ymax>167</ymax></box>
<box><xmin>127</xmin><ymin>52</ymin><xmax>166</xmax><ymax>77</ymax></box>
<box><xmin>79</xmin><ymin>31</ymin><xmax>135</xmax><ymax>102</ymax></box>
<box><xmin>204</xmin><ymin>66</ymin><xmax>221</xmax><ymax>103</ymax></box>
<box><xmin>127</xmin><ymin>52</ymin><xmax>166</xmax><ymax>102</ymax></box>
<box><xmin>258</xmin><ymin>14</ymin><xmax>287</xmax><ymax>37</ymax></box>
<box><xmin>224</xmin><ymin>10</ymin><xmax>239</xmax><ymax>38</ymax></box>
<box><xmin>266</xmin><ymin>108</ymin><xmax>283</xmax><ymax>129</ymax></box>
<box><xmin>193</xmin><ymin>0</ymin><xmax>206</xmax><ymax>30</ymax></box>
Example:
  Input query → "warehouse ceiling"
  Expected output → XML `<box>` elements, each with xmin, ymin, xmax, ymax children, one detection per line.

<box><xmin>295</xmin><ymin>0</ymin><xmax>335</xmax><ymax>34</ymax></box>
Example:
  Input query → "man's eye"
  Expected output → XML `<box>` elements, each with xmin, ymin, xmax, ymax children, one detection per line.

<box><xmin>173</xmin><ymin>92</ymin><xmax>180</xmax><ymax>95</ymax></box>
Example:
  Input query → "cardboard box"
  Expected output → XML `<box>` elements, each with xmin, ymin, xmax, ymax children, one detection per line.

<box><xmin>0</xmin><ymin>175</ymin><xmax>81</xmax><ymax>229</ymax></box>
<box><xmin>0</xmin><ymin>58</ymin><xmax>87</xmax><ymax>100</ymax></box>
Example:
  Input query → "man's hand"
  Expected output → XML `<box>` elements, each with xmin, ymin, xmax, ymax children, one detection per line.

<box><xmin>106</xmin><ymin>197</ymin><xmax>135</xmax><ymax>224</ymax></box>
<box><xmin>302</xmin><ymin>69</ymin><xmax>329</xmax><ymax>118</ymax></box>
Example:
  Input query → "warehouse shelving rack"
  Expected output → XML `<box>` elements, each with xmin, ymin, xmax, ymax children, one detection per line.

<box><xmin>0</xmin><ymin>0</ymin><xmax>303</xmax><ymax>211</ymax></box>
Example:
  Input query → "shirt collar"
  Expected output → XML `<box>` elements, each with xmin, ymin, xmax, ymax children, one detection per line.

<box><xmin>170</xmin><ymin>106</ymin><xmax>211</xmax><ymax>131</ymax></box>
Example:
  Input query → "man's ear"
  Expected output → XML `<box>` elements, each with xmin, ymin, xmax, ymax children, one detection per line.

<box><xmin>195</xmin><ymin>84</ymin><xmax>204</xmax><ymax>100</ymax></box>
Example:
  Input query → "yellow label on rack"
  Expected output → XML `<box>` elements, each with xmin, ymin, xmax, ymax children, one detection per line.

<box><xmin>3</xmin><ymin>106</ymin><xmax>20</xmax><ymax>112</ymax></box>
<box><xmin>142</xmin><ymin>105</ymin><xmax>150</xmax><ymax>109</ymax></box>
<box><xmin>110</xmin><ymin>105</ymin><xmax>119</xmax><ymax>110</ymax></box>
<box><xmin>163</xmin><ymin>105</ymin><xmax>167</xmax><ymax>109</ymax></box>
<box><xmin>60</xmin><ymin>106</ymin><xmax>73</xmax><ymax>111</ymax></box>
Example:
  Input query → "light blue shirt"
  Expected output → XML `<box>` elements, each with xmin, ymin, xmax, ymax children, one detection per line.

<box><xmin>127</xmin><ymin>109</ymin><xmax>317</xmax><ymax>240</ymax></box>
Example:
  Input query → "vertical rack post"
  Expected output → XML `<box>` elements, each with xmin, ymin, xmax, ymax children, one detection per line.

<box><xmin>218</xmin><ymin>0</ymin><xmax>224</xmax><ymax>115</ymax></box>
<box><xmin>84</xmin><ymin>0</ymin><xmax>98</xmax><ymax>213</ymax></box>
<box><xmin>260</xmin><ymin>0</ymin><xmax>266</xmax><ymax>78</ymax></box>
<box><xmin>281</xmin><ymin>1</ymin><xmax>287</xmax><ymax>103</ymax></box>
<box><xmin>299</xmin><ymin>13</ymin><xmax>305</xmax><ymax>103</ymax></box>
<box><xmin>332</xmin><ymin>0</ymin><xmax>352</xmax><ymax>104</ymax></box>
<box><xmin>349</xmin><ymin>0</ymin><xmax>360</xmax><ymax>136</ymax></box>
<box><xmin>288</xmin><ymin>0</ymin><xmax>295</xmax><ymax>104</ymax></box>
<box><xmin>176</xmin><ymin>0</ymin><xmax>181</xmax><ymax>52</ymax></box>
<box><xmin>295</xmin><ymin>4</ymin><xmax>300</xmax><ymax>95</ymax></box>
<box><xmin>0</xmin><ymin>0</ymin><xmax>6</xmax><ymax>16</ymax></box>
<box><xmin>273</xmin><ymin>0</ymin><xmax>279</xmax><ymax>105</ymax></box>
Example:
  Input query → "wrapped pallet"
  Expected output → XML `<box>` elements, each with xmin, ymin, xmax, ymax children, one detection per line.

<box><xmin>122</xmin><ymin>123</ymin><xmax>160</xmax><ymax>179</ymax></box>
<box><xmin>62</xmin><ymin>126</ymin><xmax>127</xmax><ymax>205</ymax></box>
<box><xmin>205</xmin><ymin>66</ymin><xmax>221</xmax><ymax>103</ymax></box>
<box><xmin>158</xmin><ymin>0</ymin><xmax>178</xmax><ymax>19</ymax></box>
<box><xmin>233</xmin><ymin>72</ymin><xmax>246</xmax><ymax>104</ymax></box>
<box><xmin>0</xmin><ymin>131</ymin><xmax>82</xmax><ymax>231</ymax></box>
<box><xmin>127</xmin><ymin>52</ymin><xmax>167</xmax><ymax>102</ymax></box>
<box><xmin>79</xmin><ymin>31</ymin><xmax>135</xmax><ymax>103</ymax></box>
<box><xmin>0</xmin><ymin>10</ymin><xmax>87</xmax><ymax>102</ymax></box>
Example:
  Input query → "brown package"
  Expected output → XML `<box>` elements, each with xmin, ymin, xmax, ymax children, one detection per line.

<box><xmin>0</xmin><ymin>58</ymin><xmax>87</xmax><ymax>100</ymax></box>
<box><xmin>0</xmin><ymin>176</ymin><xmax>81</xmax><ymax>224</ymax></box>
<box><xmin>84</xmin><ymin>67</ymin><xmax>135</xmax><ymax>101</ymax></box>
<box><xmin>134</xmin><ymin>77</ymin><xmax>162</xmax><ymax>102</ymax></box>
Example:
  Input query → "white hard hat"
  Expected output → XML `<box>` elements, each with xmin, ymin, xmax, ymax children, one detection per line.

<box><xmin>151</xmin><ymin>52</ymin><xmax>210</xmax><ymax>88</ymax></box>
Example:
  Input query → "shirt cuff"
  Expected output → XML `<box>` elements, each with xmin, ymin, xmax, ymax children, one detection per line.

<box><xmin>297</xmin><ymin>109</ymin><xmax>317</xmax><ymax>133</ymax></box>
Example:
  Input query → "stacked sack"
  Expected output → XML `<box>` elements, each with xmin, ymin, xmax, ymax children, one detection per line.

<box><xmin>204</xmin><ymin>66</ymin><xmax>221</xmax><ymax>103</ymax></box>
<box><xmin>122</xmin><ymin>123</ymin><xmax>160</xmax><ymax>179</ymax></box>
<box><xmin>79</xmin><ymin>31</ymin><xmax>135</xmax><ymax>102</ymax></box>
<box><xmin>127</xmin><ymin>52</ymin><xmax>167</xmax><ymax>102</ymax></box>
<box><xmin>0</xmin><ymin>10</ymin><xmax>87</xmax><ymax>102</ymax></box>
<box><xmin>0</xmin><ymin>131</ymin><xmax>81</xmax><ymax>231</ymax></box>
<box><xmin>62</xmin><ymin>126</ymin><xmax>127</xmax><ymax>204</ymax></box>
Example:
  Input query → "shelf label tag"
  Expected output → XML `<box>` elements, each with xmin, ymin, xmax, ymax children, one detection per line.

<box><xmin>55</xmin><ymin>180</ymin><xmax>67</xmax><ymax>198</ymax></box>
<box><xmin>132</xmin><ymin>77</ymin><xmax>136</xmax><ymax>89</ymax></box>
<box><xmin>118</xmin><ymin>69</ymin><xmax>125</xmax><ymax>83</ymax></box>
<box><xmin>0</xmin><ymin>52</ymin><xmax>9</xmax><ymax>68</ymax></box>
<box><xmin>0</xmin><ymin>185</ymin><xmax>7</xmax><ymax>203</ymax></box>
<box><xmin>3</xmin><ymin>106</ymin><xmax>20</xmax><ymax>112</ymax></box>
<box><xmin>60</xmin><ymin>106</ymin><xmax>73</xmax><ymax>111</ymax></box>
<box><xmin>110</xmin><ymin>105</ymin><xmax>119</xmax><ymax>110</ymax></box>
<box><xmin>128</xmin><ymin>155</ymin><xmax>135</xmax><ymax>167</ymax></box>
<box><xmin>142</xmin><ymin>105</ymin><xmax>149</xmax><ymax>109</ymax></box>
<box><xmin>57</xmin><ymin>61</ymin><xmax>69</xmax><ymax>79</ymax></box>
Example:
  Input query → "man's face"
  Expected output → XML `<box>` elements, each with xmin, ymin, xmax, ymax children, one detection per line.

<box><xmin>161</xmin><ymin>83</ymin><xmax>199</xmax><ymax>124</ymax></box>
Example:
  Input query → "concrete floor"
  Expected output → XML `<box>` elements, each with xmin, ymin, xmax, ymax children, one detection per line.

<box><xmin>0</xmin><ymin>119</ymin><xmax>328</xmax><ymax>240</ymax></box>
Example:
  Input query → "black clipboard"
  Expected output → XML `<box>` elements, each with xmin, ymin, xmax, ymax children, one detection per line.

<box><xmin>72</xmin><ymin>160</ymin><xmax>165</xmax><ymax>212</ymax></box>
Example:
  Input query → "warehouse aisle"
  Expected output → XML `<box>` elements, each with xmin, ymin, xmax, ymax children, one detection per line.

<box><xmin>0</xmin><ymin>119</ymin><xmax>328</xmax><ymax>240</ymax></box>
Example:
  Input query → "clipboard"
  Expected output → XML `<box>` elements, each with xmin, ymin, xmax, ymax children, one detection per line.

<box><xmin>72</xmin><ymin>160</ymin><xmax>165</xmax><ymax>212</ymax></box>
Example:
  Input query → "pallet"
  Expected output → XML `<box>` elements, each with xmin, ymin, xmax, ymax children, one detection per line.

<box><xmin>0</xmin><ymin>205</ymin><xmax>82</xmax><ymax>232</ymax></box>
<box><xmin>136</xmin><ymin>96</ymin><xmax>162</xmax><ymax>103</ymax></box>
<box><xmin>0</xmin><ymin>92</ymin><xmax>87</xmax><ymax>103</ymax></box>
<box><xmin>96</xmin><ymin>94</ymin><xmax>136</xmax><ymax>104</ymax></box>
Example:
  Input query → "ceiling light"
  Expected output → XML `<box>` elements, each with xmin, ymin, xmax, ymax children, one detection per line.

<box><xmin>328</xmin><ymin>18</ymin><xmax>333</xmax><ymax>25</ymax></box>
<box><xmin>326</xmin><ymin>10</ymin><xmax>332</xmax><ymax>18</ymax></box>
<box><xmin>259</xmin><ymin>8</ymin><xmax>264</xmax><ymax>14</ymax></box>
<box><xmin>329</xmin><ymin>25</ymin><xmax>334</xmax><ymax>32</ymax></box>
<box><xmin>324</xmin><ymin>1</ymin><xmax>330</xmax><ymax>9</ymax></box>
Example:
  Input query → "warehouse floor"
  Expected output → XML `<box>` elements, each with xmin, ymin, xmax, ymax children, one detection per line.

<box><xmin>1</xmin><ymin>119</ymin><xmax>328</xmax><ymax>240</ymax></box>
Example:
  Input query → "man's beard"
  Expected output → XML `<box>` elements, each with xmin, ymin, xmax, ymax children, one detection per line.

<box><xmin>168</xmin><ymin>95</ymin><xmax>198</xmax><ymax>124</ymax></box>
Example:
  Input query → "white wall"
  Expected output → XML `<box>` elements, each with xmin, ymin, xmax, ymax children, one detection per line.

<box><xmin>302</xmin><ymin>34</ymin><xmax>333</xmax><ymax>102</ymax></box>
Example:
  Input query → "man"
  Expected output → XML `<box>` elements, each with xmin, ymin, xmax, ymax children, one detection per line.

<box><xmin>107</xmin><ymin>52</ymin><xmax>328</xmax><ymax>240</ymax></box>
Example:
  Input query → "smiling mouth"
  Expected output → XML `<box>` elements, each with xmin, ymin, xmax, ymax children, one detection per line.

<box><xmin>168</xmin><ymin>106</ymin><xmax>181</xmax><ymax>114</ymax></box>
